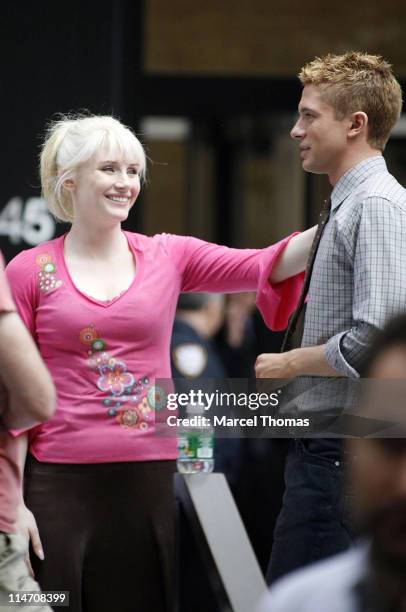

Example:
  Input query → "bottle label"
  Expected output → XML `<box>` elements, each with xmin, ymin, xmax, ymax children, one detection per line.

<box><xmin>197</xmin><ymin>445</ymin><xmax>213</xmax><ymax>459</ymax></box>
<box><xmin>177</xmin><ymin>433</ymin><xmax>213</xmax><ymax>460</ymax></box>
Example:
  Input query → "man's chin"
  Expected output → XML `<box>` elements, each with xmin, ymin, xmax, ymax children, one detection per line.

<box><xmin>301</xmin><ymin>159</ymin><xmax>324</xmax><ymax>175</ymax></box>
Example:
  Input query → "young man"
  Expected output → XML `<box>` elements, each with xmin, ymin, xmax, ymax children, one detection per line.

<box><xmin>257</xmin><ymin>314</ymin><xmax>406</xmax><ymax>612</ymax></box>
<box><xmin>0</xmin><ymin>251</ymin><xmax>55</xmax><ymax>610</ymax></box>
<box><xmin>255</xmin><ymin>52</ymin><xmax>406</xmax><ymax>582</ymax></box>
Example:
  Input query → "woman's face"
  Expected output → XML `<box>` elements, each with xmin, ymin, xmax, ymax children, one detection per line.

<box><xmin>66</xmin><ymin>147</ymin><xmax>142</xmax><ymax>226</ymax></box>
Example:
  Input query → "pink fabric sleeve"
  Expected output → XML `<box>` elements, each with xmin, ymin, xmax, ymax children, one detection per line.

<box><xmin>255</xmin><ymin>237</ymin><xmax>304</xmax><ymax>331</ymax></box>
<box><xmin>162</xmin><ymin>233</ymin><xmax>304</xmax><ymax>331</ymax></box>
<box><xmin>0</xmin><ymin>253</ymin><xmax>15</xmax><ymax>313</ymax></box>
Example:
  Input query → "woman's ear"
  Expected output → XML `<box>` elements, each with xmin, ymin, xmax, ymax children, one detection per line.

<box><xmin>61</xmin><ymin>177</ymin><xmax>75</xmax><ymax>192</ymax></box>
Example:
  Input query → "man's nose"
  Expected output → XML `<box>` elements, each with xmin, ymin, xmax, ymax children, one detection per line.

<box><xmin>290</xmin><ymin>119</ymin><xmax>304</xmax><ymax>140</ymax></box>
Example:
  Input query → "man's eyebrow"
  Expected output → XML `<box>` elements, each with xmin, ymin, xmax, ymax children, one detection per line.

<box><xmin>298</xmin><ymin>106</ymin><xmax>318</xmax><ymax>114</ymax></box>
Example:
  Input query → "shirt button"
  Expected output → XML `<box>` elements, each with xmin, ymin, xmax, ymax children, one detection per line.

<box><xmin>334</xmin><ymin>461</ymin><xmax>340</xmax><ymax>467</ymax></box>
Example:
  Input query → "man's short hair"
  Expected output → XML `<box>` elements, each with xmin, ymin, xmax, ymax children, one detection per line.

<box><xmin>299</xmin><ymin>51</ymin><xmax>403</xmax><ymax>151</ymax></box>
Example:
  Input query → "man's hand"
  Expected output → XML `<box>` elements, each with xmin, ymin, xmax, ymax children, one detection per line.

<box><xmin>255</xmin><ymin>352</ymin><xmax>294</xmax><ymax>379</ymax></box>
<box><xmin>255</xmin><ymin>345</ymin><xmax>341</xmax><ymax>379</ymax></box>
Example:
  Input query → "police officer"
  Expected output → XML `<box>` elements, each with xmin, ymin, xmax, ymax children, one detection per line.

<box><xmin>171</xmin><ymin>293</ymin><xmax>241</xmax><ymax>481</ymax></box>
<box><xmin>172</xmin><ymin>293</ymin><xmax>226</xmax><ymax>379</ymax></box>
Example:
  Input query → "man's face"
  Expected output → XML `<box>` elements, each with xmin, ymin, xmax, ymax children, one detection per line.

<box><xmin>290</xmin><ymin>85</ymin><xmax>351</xmax><ymax>178</ymax></box>
<box><xmin>350</xmin><ymin>346</ymin><xmax>406</xmax><ymax>570</ymax></box>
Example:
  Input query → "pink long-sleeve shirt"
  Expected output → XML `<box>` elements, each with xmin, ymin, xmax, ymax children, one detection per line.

<box><xmin>6</xmin><ymin>231</ymin><xmax>302</xmax><ymax>463</ymax></box>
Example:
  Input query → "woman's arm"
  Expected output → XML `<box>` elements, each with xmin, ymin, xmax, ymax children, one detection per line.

<box><xmin>269</xmin><ymin>226</ymin><xmax>316</xmax><ymax>284</ymax></box>
<box><xmin>163</xmin><ymin>231</ymin><xmax>314</xmax><ymax>331</ymax></box>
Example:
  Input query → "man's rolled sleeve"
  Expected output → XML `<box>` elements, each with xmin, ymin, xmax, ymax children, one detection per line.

<box><xmin>325</xmin><ymin>326</ymin><xmax>374</xmax><ymax>378</ymax></box>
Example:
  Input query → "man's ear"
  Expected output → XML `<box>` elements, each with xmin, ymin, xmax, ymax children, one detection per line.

<box><xmin>348</xmin><ymin>111</ymin><xmax>368</xmax><ymax>140</ymax></box>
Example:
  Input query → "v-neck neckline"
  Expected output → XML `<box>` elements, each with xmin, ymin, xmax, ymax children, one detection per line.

<box><xmin>57</xmin><ymin>231</ymin><xmax>143</xmax><ymax>308</ymax></box>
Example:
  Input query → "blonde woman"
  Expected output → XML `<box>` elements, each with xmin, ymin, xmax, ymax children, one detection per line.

<box><xmin>6</xmin><ymin>114</ymin><xmax>315</xmax><ymax>612</ymax></box>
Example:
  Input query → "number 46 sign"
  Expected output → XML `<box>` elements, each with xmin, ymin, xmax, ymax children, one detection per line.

<box><xmin>0</xmin><ymin>197</ymin><xmax>56</xmax><ymax>246</ymax></box>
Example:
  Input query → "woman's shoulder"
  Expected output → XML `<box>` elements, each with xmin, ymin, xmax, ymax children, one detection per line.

<box><xmin>125</xmin><ymin>230</ymin><xmax>187</xmax><ymax>253</ymax></box>
<box><xmin>6</xmin><ymin>235</ymin><xmax>63</xmax><ymax>275</ymax></box>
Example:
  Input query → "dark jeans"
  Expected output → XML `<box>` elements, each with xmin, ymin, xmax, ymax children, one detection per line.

<box><xmin>266</xmin><ymin>438</ymin><xmax>356</xmax><ymax>584</ymax></box>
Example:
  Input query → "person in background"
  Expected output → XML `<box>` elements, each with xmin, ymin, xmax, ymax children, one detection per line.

<box><xmin>171</xmin><ymin>292</ymin><xmax>242</xmax><ymax>483</ymax></box>
<box><xmin>0</xmin><ymin>250</ymin><xmax>55</xmax><ymax>611</ymax></box>
<box><xmin>257</xmin><ymin>313</ymin><xmax>406</xmax><ymax>612</ymax></box>
<box><xmin>172</xmin><ymin>293</ymin><xmax>226</xmax><ymax>380</ymax></box>
<box><xmin>6</xmin><ymin>113</ymin><xmax>315</xmax><ymax>612</ymax></box>
<box><xmin>255</xmin><ymin>51</ymin><xmax>406</xmax><ymax>583</ymax></box>
<box><xmin>214</xmin><ymin>292</ymin><xmax>288</xmax><ymax>573</ymax></box>
<box><xmin>172</xmin><ymin>292</ymin><xmax>241</xmax><ymax>612</ymax></box>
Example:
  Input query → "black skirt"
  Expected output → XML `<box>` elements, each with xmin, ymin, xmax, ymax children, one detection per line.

<box><xmin>24</xmin><ymin>455</ymin><xmax>176</xmax><ymax>612</ymax></box>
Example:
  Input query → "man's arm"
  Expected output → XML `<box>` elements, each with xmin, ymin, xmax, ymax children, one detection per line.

<box><xmin>0</xmin><ymin>310</ymin><xmax>56</xmax><ymax>429</ymax></box>
<box><xmin>257</xmin><ymin>196</ymin><xmax>406</xmax><ymax>380</ymax></box>
<box><xmin>255</xmin><ymin>344</ymin><xmax>341</xmax><ymax>378</ymax></box>
<box><xmin>323</xmin><ymin>197</ymin><xmax>406</xmax><ymax>378</ymax></box>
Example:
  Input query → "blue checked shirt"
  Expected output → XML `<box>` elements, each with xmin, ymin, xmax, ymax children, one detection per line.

<box><xmin>302</xmin><ymin>155</ymin><xmax>406</xmax><ymax>378</ymax></box>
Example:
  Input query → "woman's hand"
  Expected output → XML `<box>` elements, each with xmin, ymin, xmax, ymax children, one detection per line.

<box><xmin>270</xmin><ymin>226</ymin><xmax>317</xmax><ymax>283</ymax></box>
<box><xmin>15</xmin><ymin>502</ymin><xmax>44</xmax><ymax>576</ymax></box>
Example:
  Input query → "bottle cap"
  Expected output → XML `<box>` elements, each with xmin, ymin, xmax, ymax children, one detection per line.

<box><xmin>185</xmin><ymin>402</ymin><xmax>206</xmax><ymax>416</ymax></box>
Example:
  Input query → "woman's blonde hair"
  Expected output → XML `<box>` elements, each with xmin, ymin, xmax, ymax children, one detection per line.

<box><xmin>40</xmin><ymin>114</ymin><xmax>147</xmax><ymax>222</ymax></box>
<box><xmin>299</xmin><ymin>52</ymin><xmax>403</xmax><ymax>151</ymax></box>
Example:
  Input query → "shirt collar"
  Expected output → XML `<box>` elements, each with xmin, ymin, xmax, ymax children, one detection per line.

<box><xmin>331</xmin><ymin>156</ymin><xmax>387</xmax><ymax>212</ymax></box>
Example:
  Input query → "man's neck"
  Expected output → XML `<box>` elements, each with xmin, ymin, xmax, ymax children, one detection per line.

<box><xmin>328</xmin><ymin>148</ymin><xmax>382</xmax><ymax>186</ymax></box>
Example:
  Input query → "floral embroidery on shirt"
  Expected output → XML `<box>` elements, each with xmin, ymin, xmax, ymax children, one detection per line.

<box><xmin>147</xmin><ymin>386</ymin><xmax>167</xmax><ymax>411</ymax></box>
<box><xmin>79</xmin><ymin>324</ymin><xmax>160</xmax><ymax>430</ymax></box>
<box><xmin>116</xmin><ymin>406</ymin><xmax>151</xmax><ymax>429</ymax></box>
<box><xmin>139</xmin><ymin>396</ymin><xmax>153</xmax><ymax>415</ymax></box>
<box><xmin>97</xmin><ymin>360</ymin><xmax>134</xmax><ymax>396</ymax></box>
<box><xmin>116</xmin><ymin>408</ymin><xmax>139</xmax><ymax>428</ymax></box>
<box><xmin>79</xmin><ymin>325</ymin><xmax>98</xmax><ymax>344</ymax></box>
<box><xmin>36</xmin><ymin>253</ymin><xmax>62</xmax><ymax>294</ymax></box>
